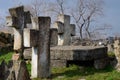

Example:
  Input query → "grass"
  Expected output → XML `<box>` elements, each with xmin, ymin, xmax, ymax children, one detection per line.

<box><xmin>108</xmin><ymin>51</ymin><xmax>115</xmax><ymax>57</ymax></box>
<box><xmin>0</xmin><ymin>49</ymin><xmax>13</xmax><ymax>63</ymax></box>
<box><xmin>31</xmin><ymin>65</ymin><xmax>120</xmax><ymax>80</ymax></box>
<box><xmin>1</xmin><ymin>50</ymin><xmax>120</xmax><ymax>80</ymax></box>
<box><xmin>51</xmin><ymin>65</ymin><xmax>120</xmax><ymax>80</ymax></box>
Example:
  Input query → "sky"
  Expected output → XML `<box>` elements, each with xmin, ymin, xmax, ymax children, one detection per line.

<box><xmin>99</xmin><ymin>0</ymin><xmax>120</xmax><ymax>36</ymax></box>
<box><xmin>0</xmin><ymin>0</ymin><xmax>120</xmax><ymax>37</ymax></box>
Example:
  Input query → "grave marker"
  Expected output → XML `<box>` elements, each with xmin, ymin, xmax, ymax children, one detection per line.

<box><xmin>54</xmin><ymin>14</ymin><xmax>75</xmax><ymax>45</ymax></box>
<box><xmin>24</xmin><ymin>17</ymin><xmax>51</xmax><ymax>78</ymax></box>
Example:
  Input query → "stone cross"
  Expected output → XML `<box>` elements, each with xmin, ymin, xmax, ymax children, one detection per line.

<box><xmin>54</xmin><ymin>14</ymin><xmax>75</xmax><ymax>45</ymax></box>
<box><xmin>6</xmin><ymin>6</ymin><xmax>31</xmax><ymax>58</ymax></box>
<box><xmin>114</xmin><ymin>39</ymin><xmax>120</xmax><ymax>71</ymax></box>
<box><xmin>24</xmin><ymin>17</ymin><xmax>51</xmax><ymax>78</ymax></box>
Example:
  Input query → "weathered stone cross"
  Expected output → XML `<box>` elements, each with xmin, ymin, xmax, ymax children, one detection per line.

<box><xmin>54</xmin><ymin>14</ymin><xmax>75</xmax><ymax>45</ymax></box>
<box><xmin>6</xmin><ymin>6</ymin><xmax>51</xmax><ymax>78</ymax></box>
<box><xmin>24</xmin><ymin>17</ymin><xmax>51</xmax><ymax>78</ymax></box>
<box><xmin>6</xmin><ymin>6</ymin><xmax>31</xmax><ymax>58</ymax></box>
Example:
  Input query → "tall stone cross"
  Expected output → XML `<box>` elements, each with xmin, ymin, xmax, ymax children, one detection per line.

<box><xmin>6</xmin><ymin>6</ymin><xmax>31</xmax><ymax>58</ymax></box>
<box><xmin>54</xmin><ymin>14</ymin><xmax>75</xmax><ymax>45</ymax></box>
<box><xmin>24</xmin><ymin>17</ymin><xmax>51</xmax><ymax>78</ymax></box>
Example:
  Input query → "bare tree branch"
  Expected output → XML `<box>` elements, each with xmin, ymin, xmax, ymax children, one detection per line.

<box><xmin>71</xmin><ymin>0</ymin><xmax>104</xmax><ymax>40</ymax></box>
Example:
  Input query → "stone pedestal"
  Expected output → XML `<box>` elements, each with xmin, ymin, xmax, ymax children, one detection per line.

<box><xmin>50</xmin><ymin>46</ymin><xmax>109</xmax><ymax>69</ymax></box>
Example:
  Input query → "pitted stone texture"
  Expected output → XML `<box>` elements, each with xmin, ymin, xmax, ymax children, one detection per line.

<box><xmin>51</xmin><ymin>60</ymin><xmax>67</xmax><ymax>68</ymax></box>
<box><xmin>51</xmin><ymin>46</ymin><xmax>108</xmax><ymax>60</ymax></box>
<box><xmin>23</xmin><ymin>48</ymin><xmax>32</xmax><ymax>59</ymax></box>
<box><xmin>50</xmin><ymin>46</ymin><xmax>108</xmax><ymax>69</ymax></box>
<box><xmin>37</xmin><ymin>17</ymin><xmax>51</xmax><ymax>78</ymax></box>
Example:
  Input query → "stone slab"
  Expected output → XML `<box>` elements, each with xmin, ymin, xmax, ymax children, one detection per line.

<box><xmin>50</xmin><ymin>28</ymin><xmax>58</xmax><ymax>46</ymax></box>
<box><xmin>50</xmin><ymin>46</ymin><xmax>108</xmax><ymax>60</ymax></box>
<box><xmin>51</xmin><ymin>60</ymin><xmax>67</xmax><ymax>68</ymax></box>
<box><xmin>23</xmin><ymin>48</ymin><xmax>32</xmax><ymax>59</ymax></box>
<box><xmin>13</xmin><ymin>28</ymin><xmax>22</xmax><ymax>50</ymax></box>
<box><xmin>24</xmin><ymin>28</ymin><xmax>39</xmax><ymax>47</ymax></box>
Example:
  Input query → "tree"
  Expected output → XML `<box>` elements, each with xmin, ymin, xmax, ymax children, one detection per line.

<box><xmin>56</xmin><ymin>0</ymin><xmax>65</xmax><ymax>14</ymax></box>
<box><xmin>71</xmin><ymin>0</ymin><xmax>104</xmax><ymax>40</ymax></box>
<box><xmin>25</xmin><ymin>0</ymin><xmax>46</xmax><ymax>17</ymax></box>
<box><xmin>90</xmin><ymin>24</ymin><xmax>112</xmax><ymax>39</ymax></box>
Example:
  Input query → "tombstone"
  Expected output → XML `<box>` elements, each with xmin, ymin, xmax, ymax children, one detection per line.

<box><xmin>114</xmin><ymin>40</ymin><xmax>120</xmax><ymax>71</ymax></box>
<box><xmin>24</xmin><ymin>17</ymin><xmax>51</xmax><ymax>78</ymax></box>
<box><xmin>54</xmin><ymin>14</ymin><xmax>75</xmax><ymax>45</ymax></box>
<box><xmin>24</xmin><ymin>28</ymin><xmax>38</xmax><ymax>78</ymax></box>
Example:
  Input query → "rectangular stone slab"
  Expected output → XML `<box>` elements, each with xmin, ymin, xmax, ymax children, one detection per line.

<box><xmin>50</xmin><ymin>46</ymin><xmax>108</xmax><ymax>60</ymax></box>
<box><xmin>50</xmin><ymin>28</ymin><xmax>58</xmax><ymax>46</ymax></box>
<box><xmin>24</xmin><ymin>28</ymin><xmax>38</xmax><ymax>47</ymax></box>
<box><xmin>13</xmin><ymin>28</ymin><xmax>22</xmax><ymax>50</ymax></box>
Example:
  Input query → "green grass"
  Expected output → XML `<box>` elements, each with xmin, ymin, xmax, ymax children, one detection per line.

<box><xmin>108</xmin><ymin>51</ymin><xmax>115</xmax><ymax>57</ymax></box>
<box><xmin>0</xmin><ymin>50</ymin><xmax>13</xmax><ymax>63</ymax></box>
<box><xmin>26</xmin><ymin>61</ymin><xmax>31</xmax><ymax>76</ymax></box>
<box><xmin>31</xmin><ymin>65</ymin><xmax>120</xmax><ymax>80</ymax></box>
<box><xmin>1</xmin><ymin>51</ymin><xmax>120</xmax><ymax>80</ymax></box>
<box><xmin>51</xmin><ymin>65</ymin><xmax>120</xmax><ymax>80</ymax></box>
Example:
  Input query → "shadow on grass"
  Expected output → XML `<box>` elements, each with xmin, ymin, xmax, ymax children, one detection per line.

<box><xmin>52</xmin><ymin>65</ymin><xmax>114</xmax><ymax>79</ymax></box>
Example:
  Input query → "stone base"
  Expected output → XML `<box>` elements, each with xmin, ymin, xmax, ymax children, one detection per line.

<box><xmin>94</xmin><ymin>58</ymin><xmax>109</xmax><ymax>69</ymax></box>
<box><xmin>51</xmin><ymin>59</ymin><xmax>109</xmax><ymax>69</ymax></box>
<box><xmin>51</xmin><ymin>60</ymin><xmax>67</xmax><ymax>68</ymax></box>
<box><xmin>50</xmin><ymin>46</ymin><xmax>109</xmax><ymax>69</ymax></box>
<box><xmin>23</xmin><ymin>48</ymin><xmax>32</xmax><ymax>59</ymax></box>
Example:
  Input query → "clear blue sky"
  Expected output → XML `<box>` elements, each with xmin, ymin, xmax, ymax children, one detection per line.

<box><xmin>0</xmin><ymin>0</ymin><xmax>120</xmax><ymax>37</ymax></box>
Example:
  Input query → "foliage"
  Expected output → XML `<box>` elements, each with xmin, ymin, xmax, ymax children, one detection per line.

<box><xmin>108</xmin><ymin>51</ymin><xmax>115</xmax><ymax>57</ymax></box>
<box><xmin>0</xmin><ymin>49</ymin><xmax>13</xmax><ymax>63</ymax></box>
<box><xmin>31</xmin><ymin>65</ymin><xmax>120</xmax><ymax>80</ymax></box>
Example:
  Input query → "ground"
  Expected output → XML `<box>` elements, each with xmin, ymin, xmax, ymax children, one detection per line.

<box><xmin>0</xmin><ymin>50</ymin><xmax>120</xmax><ymax>80</ymax></box>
